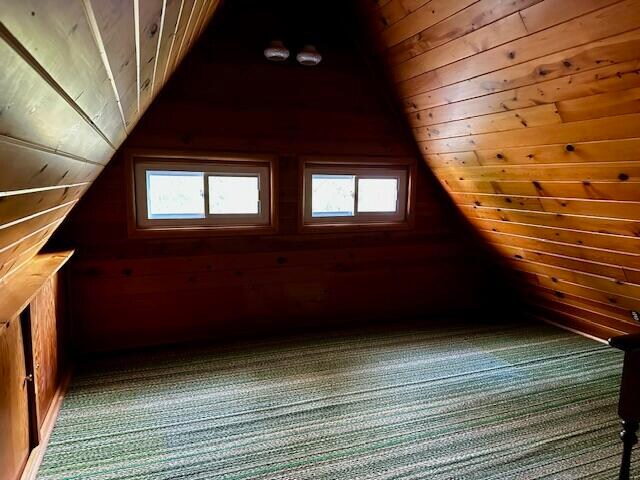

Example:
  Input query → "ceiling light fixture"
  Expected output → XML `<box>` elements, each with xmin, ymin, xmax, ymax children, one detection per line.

<box><xmin>264</xmin><ymin>40</ymin><xmax>290</xmax><ymax>62</ymax></box>
<box><xmin>296</xmin><ymin>45</ymin><xmax>322</xmax><ymax>66</ymax></box>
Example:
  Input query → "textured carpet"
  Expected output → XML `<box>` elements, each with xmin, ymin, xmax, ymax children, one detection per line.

<box><xmin>38</xmin><ymin>322</ymin><xmax>637</xmax><ymax>479</ymax></box>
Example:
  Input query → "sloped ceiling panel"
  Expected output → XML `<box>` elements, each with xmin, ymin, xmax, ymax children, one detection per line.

<box><xmin>0</xmin><ymin>0</ymin><xmax>221</xmax><ymax>281</ymax></box>
<box><xmin>362</xmin><ymin>0</ymin><xmax>640</xmax><ymax>338</ymax></box>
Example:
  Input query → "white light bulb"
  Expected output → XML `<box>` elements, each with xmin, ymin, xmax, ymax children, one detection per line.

<box><xmin>296</xmin><ymin>45</ymin><xmax>322</xmax><ymax>66</ymax></box>
<box><xmin>264</xmin><ymin>40</ymin><xmax>289</xmax><ymax>62</ymax></box>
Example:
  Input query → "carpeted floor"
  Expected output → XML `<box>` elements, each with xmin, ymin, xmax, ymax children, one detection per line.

<box><xmin>38</xmin><ymin>322</ymin><xmax>637</xmax><ymax>479</ymax></box>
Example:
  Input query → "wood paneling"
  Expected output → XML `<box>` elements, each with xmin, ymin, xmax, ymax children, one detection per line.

<box><xmin>30</xmin><ymin>274</ymin><xmax>64</xmax><ymax>428</ymax></box>
<box><xmin>362</xmin><ymin>0</ymin><xmax>640</xmax><ymax>338</ymax></box>
<box><xmin>0</xmin><ymin>0</ymin><xmax>220</xmax><ymax>283</ymax></box>
<box><xmin>0</xmin><ymin>317</ymin><xmax>30</xmax><ymax>480</ymax></box>
<box><xmin>0</xmin><ymin>251</ymin><xmax>73</xmax><ymax>326</ymax></box>
<box><xmin>0</xmin><ymin>251</ymin><xmax>72</xmax><ymax>480</ymax></box>
<box><xmin>54</xmin><ymin>0</ymin><xmax>502</xmax><ymax>352</ymax></box>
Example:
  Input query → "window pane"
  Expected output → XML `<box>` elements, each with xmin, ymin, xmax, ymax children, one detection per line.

<box><xmin>357</xmin><ymin>178</ymin><xmax>398</xmax><ymax>213</ymax></box>
<box><xmin>146</xmin><ymin>170</ymin><xmax>204</xmax><ymax>219</ymax></box>
<box><xmin>208</xmin><ymin>175</ymin><xmax>260</xmax><ymax>214</ymax></box>
<box><xmin>311</xmin><ymin>174</ymin><xmax>355</xmax><ymax>217</ymax></box>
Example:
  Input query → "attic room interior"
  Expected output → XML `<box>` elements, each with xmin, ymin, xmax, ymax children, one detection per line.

<box><xmin>1</xmin><ymin>0</ymin><xmax>640</xmax><ymax>478</ymax></box>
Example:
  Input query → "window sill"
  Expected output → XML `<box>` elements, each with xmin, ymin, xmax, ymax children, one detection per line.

<box><xmin>127</xmin><ymin>224</ymin><xmax>278</xmax><ymax>239</ymax></box>
<box><xmin>298</xmin><ymin>220</ymin><xmax>413</xmax><ymax>234</ymax></box>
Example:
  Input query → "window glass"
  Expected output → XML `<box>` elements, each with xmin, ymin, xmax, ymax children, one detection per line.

<box><xmin>302</xmin><ymin>162</ymin><xmax>410</xmax><ymax>227</ymax></box>
<box><xmin>311</xmin><ymin>174</ymin><xmax>356</xmax><ymax>217</ymax></box>
<box><xmin>357</xmin><ymin>178</ymin><xmax>398</xmax><ymax>213</ymax></box>
<box><xmin>208</xmin><ymin>175</ymin><xmax>260</xmax><ymax>214</ymax></box>
<box><xmin>146</xmin><ymin>170</ymin><xmax>204</xmax><ymax>219</ymax></box>
<box><xmin>133</xmin><ymin>155</ymin><xmax>273</xmax><ymax>233</ymax></box>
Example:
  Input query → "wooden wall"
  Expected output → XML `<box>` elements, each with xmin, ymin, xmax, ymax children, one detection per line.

<box><xmin>0</xmin><ymin>252</ymin><xmax>71</xmax><ymax>480</ymax></box>
<box><xmin>30</xmin><ymin>274</ymin><xmax>65</xmax><ymax>431</ymax></box>
<box><xmin>54</xmin><ymin>0</ymin><xmax>505</xmax><ymax>353</ymax></box>
<box><xmin>0</xmin><ymin>314</ymin><xmax>30</xmax><ymax>480</ymax></box>
<box><xmin>363</xmin><ymin>0</ymin><xmax>640</xmax><ymax>339</ymax></box>
<box><xmin>0</xmin><ymin>0</ymin><xmax>220</xmax><ymax>283</ymax></box>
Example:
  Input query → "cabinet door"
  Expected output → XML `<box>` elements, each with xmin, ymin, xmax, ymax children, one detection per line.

<box><xmin>31</xmin><ymin>273</ymin><xmax>64</xmax><ymax>429</ymax></box>
<box><xmin>0</xmin><ymin>318</ymin><xmax>31</xmax><ymax>480</ymax></box>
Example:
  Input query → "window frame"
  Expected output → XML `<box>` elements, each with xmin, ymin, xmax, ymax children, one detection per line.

<box><xmin>126</xmin><ymin>150</ymin><xmax>277</xmax><ymax>238</ymax></box>
<box><xmin>300</xmin><ymin>156</ymin><xmax>415</xmax><ymax>232</ymax></box>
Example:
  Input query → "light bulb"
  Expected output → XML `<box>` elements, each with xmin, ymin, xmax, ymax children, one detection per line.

<box><xmin>264</xmin><ymin>40</ymin><xmax>289</xmax><ymax>62</ymax></box>
<box><xmin>296</xmin><ymin>45</ymin><xmax>322</xmax><ymax>66</ymax></box>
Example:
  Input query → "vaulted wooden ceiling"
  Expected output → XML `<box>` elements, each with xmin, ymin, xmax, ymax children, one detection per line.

<box><xmin>2</xmin><ymin>0</ymin><xmax>640</xmax><ymax>339</ymax></box>
<box><xmin>0</xmin><ymin>0</ymin><xmax>220</xmax><ymax>281</ymax></box>
<box><xmin>362</xmin><ymin>0</ymin><xmax>640</xmax><ymax>338</ymax></box>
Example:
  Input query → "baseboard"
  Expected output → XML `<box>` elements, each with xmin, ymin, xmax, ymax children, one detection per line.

<box><xmin>20</xmin><ymin>369</ymin><xmax>72</xmax><ymax>480</ymax></box>
<box><xmin>536</xmin><ymin>315</ymin><xmax>609</xmax><ymax>345</ymax></box>
<box><xmin>524</xmin><ymin>305</ymin><xmax>636</xmax><ymax>342</ymax></box>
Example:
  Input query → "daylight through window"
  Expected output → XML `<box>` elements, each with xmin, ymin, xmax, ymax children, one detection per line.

<box><xmin>303</xmin><ymin>162</ymin><xmax>410</xmax><ymax>227</ymax></box>
<box><xmin>131</xmin><ymin>154</ymin><xmax>273</xmax><ymax>234</ymax></box>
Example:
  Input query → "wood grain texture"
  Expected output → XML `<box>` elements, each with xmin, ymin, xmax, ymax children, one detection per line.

<box><xmin>0</xmin><ymin>223</ymin><xmax>66</xmax><ymax>282</ymax></box>
<box><xmin>30</xmin><ymin>274</ymin><xmax>64</xmax><ymax>430</ymax></box>
<box><xmin>0</xmin><ymin>317</ymin><xmax>30</xmax><ymax>480</ymax></box>
<box><xmin>0</xmin><ymin>252</ymin><xmax>71</xmax><ymax>480</ymax></box>
<box><xmin>19</xmin><ymin>371</ymin><xmax>71</xmax><ymax>480</ymax></box>
<box><xmin>363</xmin><ymin>0</ymin><xmax>640</xmax><ymax>338</ymax></box>
<box><xmin>0</xmin><ymin>0</ymin><xmax>220</xmax><ymax>283</ymax></box>
<box><xmin>52</xmin><ymin>0</ymin><xmax>503</xmax><ymax>353</ymax></box>
<box><xmin>0</xmin><ymin>252</ymin><xmax>73</xmax><ymax>326</ymax></box>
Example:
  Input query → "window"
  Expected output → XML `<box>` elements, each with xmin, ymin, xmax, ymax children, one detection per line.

<box><xmin>208</xmin><ymin>175</ymin><xmax>260</xmax><ymax>214</ymax></box>
<box><xmin>302</xmin><ymin>159</ymin><xmax>413</xmax><ymax>229</ymax></box>
<box><xmin>129</xmin><ymin>152</ymin><xmax>275</xmax><ymax>236</ymax></box>
<box><xmin>146</xmin><ymin>171</ymin><xmax>205</xmax><ymax>219</ymax></box>
<box><xmin>311</xmin><ymin>174</ymin><xmax>356</xmax><ymax>217</ymax></box>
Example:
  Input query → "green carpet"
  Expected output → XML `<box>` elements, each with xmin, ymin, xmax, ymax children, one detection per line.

<box><xmin>38</xmin><ymin>322</ymin><xmax>637</xmax><ymax>479</ymax></box>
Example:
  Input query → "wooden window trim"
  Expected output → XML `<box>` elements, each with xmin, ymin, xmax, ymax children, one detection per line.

<box><xmin>298</xmin><ymin>156</ymin><xmax>416</xmax><ymax>233</ymax></box>
<box><xmin>126</xmin><ymin>150</ymin><xmax>278</xmax><ymax>238</ymax></box>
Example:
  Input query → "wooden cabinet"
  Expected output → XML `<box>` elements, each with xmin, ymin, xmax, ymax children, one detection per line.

<box><xmin>0</xmin><ymin>317</ymin><xmax>31</xmax><ymax>480</ymax></box>
<box><xmin>30</xmin><ymin>275</ymin><xmax>64</xmax><ymax>429</ymax></box>
<box><xmin>0</xmin><ymin>251</ymin><xmax>72</xmax><ymax>480</ymax></box>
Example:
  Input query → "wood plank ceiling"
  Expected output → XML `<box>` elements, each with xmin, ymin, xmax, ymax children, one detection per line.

<box><xmin>362</xmin><ymin>0</ymin><xmax>640</xmax><ymax>338</ymax></box>
<box><xmin>0</xmin><ymin>0</ymin><xmax>221</xmax><ymax>282</ymax></box>
<box><xmin>2</xmin><ymin>0</ymin><xmax>639</xmax><ymax>340</ymax></box>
